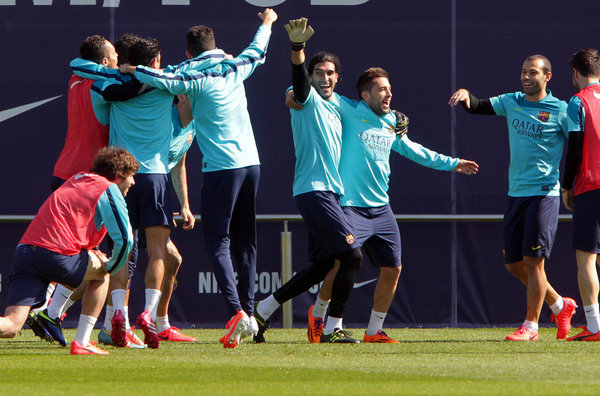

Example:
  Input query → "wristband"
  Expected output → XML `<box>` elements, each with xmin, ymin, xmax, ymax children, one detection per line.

<box><xmin>291</xmin><ymin>42</ymin><xmax>305</xmax><ymax>51</ymax></box>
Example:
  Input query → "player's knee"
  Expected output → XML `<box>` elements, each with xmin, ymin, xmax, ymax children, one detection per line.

<box><xmin>504</xmin><ymin>262</ymin><xmax>523</xmax><ymax>276</ymax></box>
<box><xmin>337</xmin><ymin>247</ymin><xmax>362</xmax><ymax>271</ymax></box>
<box><xmin>167</xmin><ymin>249</ymin><xmax>183</xmax><ymax>269</ymax></box>
<box><xmin>380</xmin><ymin>266</ymin><xmax>401</xmax><ymax>283</ymax></box>
<box><xmin>0</xmin><ymin>322</ymin><xmax>20</xmax><ymax>338</ymax></box>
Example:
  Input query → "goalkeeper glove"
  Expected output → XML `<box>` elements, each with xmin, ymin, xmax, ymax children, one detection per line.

<box><xmin>284</xmin><ymin>18</ymin><xmax>314</xmax><ymax>51</ymax></box>
<box><xmin>392</xmin><ymin>110</ymin><xmax>409</xmax><ymax>137</ymax></box>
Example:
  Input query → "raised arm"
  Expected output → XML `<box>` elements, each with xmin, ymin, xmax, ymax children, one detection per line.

<box><xmin>285</xmin><ymin>17</ymin><xmax>314</xmax><ymax>104</ymax></box>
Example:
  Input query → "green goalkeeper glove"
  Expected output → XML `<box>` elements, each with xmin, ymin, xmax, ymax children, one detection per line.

<box><xmin>392</xmin><ymin>110</ymin><xmax>409</xmax><ymax>137</ymax></box>
<box><xmin>284</xmin><ymin>18</ymin><xmax>314</xmax><ymax>50</ymax></box>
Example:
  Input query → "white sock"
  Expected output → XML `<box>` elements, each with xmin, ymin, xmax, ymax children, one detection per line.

<box><xmin>144</xmin><ymin>289</ymin><xmax>162</xmax><ymax>321</ymax></box>
<box><xmin>584</xmin><ymin>304</ymin><xmax>600</xmax><ymax>333</ymax></box>
<box><xmin>366</xmin><ymin>310</ymin><xmax>387</xmax><ymax>336</ymax></box>
<box><xmin>523</xmin><ymin>320</ymin><xmax>538</xmax><ymax>332</ymax></box>
<box><xmin>324</xmin><ymin>316</ymin><xmax>343</xmax><ymax>335</ymax></box>
<box><xmin>124</xmin><ymin>306</ymin><xmax>131</xmax><ymax>330</ymax></box>
<box><xmin>74</xmin><ymin>314</ymin><xmax>97</xmax><ymax>346</ymax></box>
<box><xmin>103</xmin><ymin>305</ymin><xmax>114</xmax><ymax>332</ymax></box>
<box><xmin>47</xmin><ymin>284</ymin><xmax>73</xmax><ymax>319</ymax></box>
<box><xmin>156</xmin><ymin>315</ymin><xmax>171</xmax><ymax>333</ymax></box>
<box><xmin>312</xmin><ymin>296</ymin><xmax>329</xmax><ymax>319</ymax></box>
<box><xmin>61</xmin><ymin>298</ymin><xmax>76</xmax><ymax>317</ymax></box>
<box><xmin>549</xmin><ymin>297</ymin><xmax>564</xmax><ymax>315</ymax></box>
<box><xmin>33</xmin><ymin>283</ymin><xmax>57</xmax><ymax>314</ymax></box>
<box><xmin>46</xmin><ymin>282</ymin><xmax>57</xmax><ymax>300</ymax></box>
<box><xmin>111</xmin><ymin>289</ymin><xmax>127</xmax><ymax>312</ymax></box>
<box><xmin>257</xmin><ymin>295</ymin><xmax>280</xmax><ymax>320</ymax></box>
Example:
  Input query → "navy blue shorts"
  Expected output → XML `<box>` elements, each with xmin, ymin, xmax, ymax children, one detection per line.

<box><xmin>125</xmin><ymin>173</ymin><xmax>173</xmax><ymax>248</ymax></box>
<box><xmin>343</xmin><ymin>204</ymin><xmax>402</xmax><ymax>267</ymax></box>
<box><xmin>502</xmin><ymin>195</ymin><xmax>559</xmax><ymax>263</ymax></box>
<box><xmin>573</xmin><ymin>189</ymin><xmax>600</xmax><ymax>253</ymax></box>
<box><xmin>5</xmin><ymin>245</ymin><xmax>88</xmax><ymax>307</ymax></box>
<box><xmin>294</xmin><ymin>191</ymin><xmax>359</xmax><ymax>261</ymax></box>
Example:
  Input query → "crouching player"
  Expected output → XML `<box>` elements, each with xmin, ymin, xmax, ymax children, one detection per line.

<box><xmin>0</xmin><ymin>147</ymin><xmax>138</xmax><ymax>355</ymax></box>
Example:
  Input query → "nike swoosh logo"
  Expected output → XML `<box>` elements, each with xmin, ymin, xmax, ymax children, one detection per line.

<box><xmin>531</xmin><ymin>246</ymin><xmax>542</xmax><ymax>251</ymax></box>
<box><xmin>0</xmin><ymin>96</ymin><xmax>62</xmax><ymax>123</ymax></box>
<box><xmin>361</xmin><ymin>118</ymin><xmax>372</xmax><ymax>123</ymax></box>
<box><xmin>354</xmin><ymin>278</ymin><xmax>377</xmax><ymax>288</ymax></box>
<box><xmin>594</xmin><ymin>91</ymin><xmax>600</xmax><ymax>100</ymax></box>
<box><xmin>70</xmin><ymin>80</ymin><xmax>83</xmax><ymax>90</ymax></box>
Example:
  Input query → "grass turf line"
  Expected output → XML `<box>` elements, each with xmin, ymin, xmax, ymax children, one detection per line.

<box><xmin>1</xmin><ymin>327</ymin><xmax>599</xmax><ymax>395</ymax></box>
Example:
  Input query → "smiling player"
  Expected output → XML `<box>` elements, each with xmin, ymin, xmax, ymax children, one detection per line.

<box><xmin>448</xmin><ymin>55</ymin><xmax>577</xmax><ymax>341</ymax></box>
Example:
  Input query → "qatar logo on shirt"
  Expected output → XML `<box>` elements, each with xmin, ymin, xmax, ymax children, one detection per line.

<box><xmin>537</xmin><ymin>111</ymin><xmax>550</xmax><ymax>122</ymax></box>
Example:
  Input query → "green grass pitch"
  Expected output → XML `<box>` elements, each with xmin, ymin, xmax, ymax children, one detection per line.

<box><xmin>1</xmin><ymin>327</ymin><xmax>599</xmax><ymax>395</ymax></box>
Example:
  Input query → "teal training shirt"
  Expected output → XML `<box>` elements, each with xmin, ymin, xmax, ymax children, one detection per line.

<box><xmin>337</xmin><ymin>98</ymin><xmax>458</xmax><ymax>208</ymax></box>
<box><xmin>290</xmin><ymin>87</ymin><xmax>343</xmax><ymax>196</ymax></box>
<box><xmin>106</xmin><ymin>85</ymin><xmax>174</xmax><ymax>174</ymax></box>
<box><xmin>489</xmin><ymin>91</ymin><xmax>568</xmax><ymax>197</ymax></box>
<box><xmin>168</xmin><ymin>106</ymin><xmax>196</xmax><ymax>172</ymax></box>
<box><xmin>134</xmin><ymin>25</ymin><xmax>271</xmax><ymax>172</ymax></box>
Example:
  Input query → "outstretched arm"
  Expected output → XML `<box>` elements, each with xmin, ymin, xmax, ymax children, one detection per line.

<box><xmin>394</xmin><ymin>134</ymin><xmax>478</xmax><ymax>174</ymax></box>
<box><xmin>454</xmin><ymin>159</ymin><xmax>479</xmax><ymax>175</ymax></box>
<box><xmin>449</xmin><ymin>88</ymin><xmax>495</xmax><ymax>115</ymax></box>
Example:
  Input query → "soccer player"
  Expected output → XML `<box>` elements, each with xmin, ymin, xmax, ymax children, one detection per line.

<box><xmin>562</xmin><ymin>49</ymin><xmax>600</xmax><ymax>341</ymax></box>
<box><xmin>123</xmin><ymin>8</ymin><xmax>278</xmax><ymax>348</ymax></box>
<box><xmin>303</xmin><ymin>67</ymin><xmax>479</xmax><ymax>343</ymax></box>
<box><xmin>101</xmin><ymin>99</ymin><xmax>198</xmax><ymax>344</ymax></box>
<box><xmin>0</xmin><ymin>147</ymin><xmax>138</xmax><ymax>355</ymax></box>
<box><xmin>253</xmin><ymin>18</ymin><xmax>364</xmax><ymax>344</ymax></box>
<box><xmin>448</xmin><ymin>55</ymin><xmax>577</xmax><ymax>341</ymax></box>
<box><xmin>51</xmin><ymin>35</ymin><xmax>117</xmax><ymax>190</ymax></box>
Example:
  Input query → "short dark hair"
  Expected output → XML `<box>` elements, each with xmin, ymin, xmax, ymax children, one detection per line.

<box><xmin>357</xmin><ymin>67</ymin><xmax>389</xmax><ymax>97</ymax></box>
<box><xmin>186</xmin><ymin>25</ymin><xmax>216</xmax><ymax>58</ymax></box>
<box><xmin>79</xmin><ymin>35</ymin><xmax>109</xmax><ymax>64</ymax></box>
<box><xmin>91</xmin><ymin>146</ymin><xmax>139</xmax><ymax>181</ymax></box>
<box><xmin>570</xmin><ymin>48</ymin><xmax>600</xmax><ymax>78</ymax></box>
<box><xmin>308</xmin><ymin>51</ymin><xmax>341</xmax><ymax>76</ymax></box>
<box><xmin>525</xmin><ymin>54</ymin><xmax>552</xmax><ymax>73</ymax></box>
<box><xmin>115</xmin><ymin>33</ymin><xmax>143</xmax><ymax>65</ymax></box>
<box><xmin>127</xmin><ymin>37</ymin><xmax>161</xmax><ymax>67</ymax></box>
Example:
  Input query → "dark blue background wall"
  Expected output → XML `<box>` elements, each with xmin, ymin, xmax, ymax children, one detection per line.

<box><xmin>1</xmin><ymin>0</ymin><xmax>598</xmax><ymax>328</ymax></box>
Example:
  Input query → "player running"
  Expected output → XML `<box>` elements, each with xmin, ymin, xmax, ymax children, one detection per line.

<box><xmin>449</xmin><ymin>54</ymin><xmax>577</xmax><ymax>341</ymax></box>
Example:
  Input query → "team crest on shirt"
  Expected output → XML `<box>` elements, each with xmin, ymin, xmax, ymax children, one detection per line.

<box><xmin>346</xmin><ymin>234</ymin><xmax>355</xmax><ymax>244</ymax></box>
<box><xmin>186</xmin><ymin>132</ymin><xmax>193</xmax><ymax>145</ymax></box>
<box><xmin>537</xmin><ymin>111</ymin><xmax>550</xmax><ymax>122</ymax></box>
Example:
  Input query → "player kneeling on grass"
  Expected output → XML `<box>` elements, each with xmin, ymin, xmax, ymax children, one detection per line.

<box><xmin>0</xmin><ymin>147</ymin><xmax>138</xmax><ymax>355</ymax></box>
